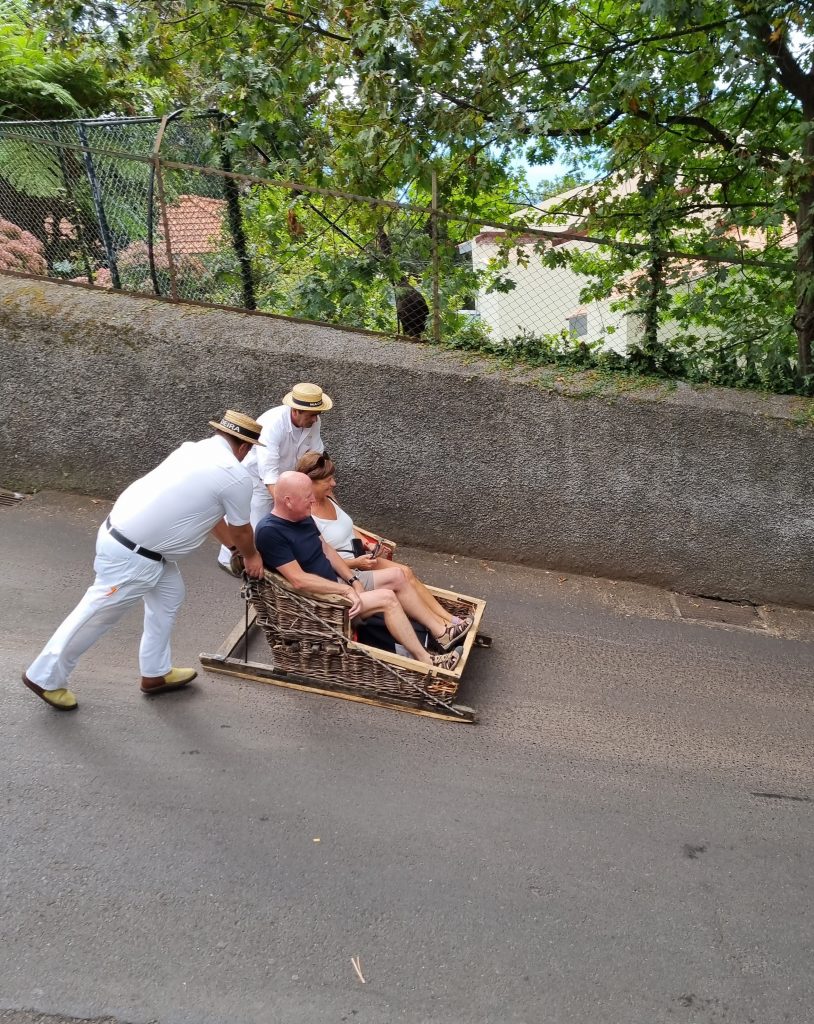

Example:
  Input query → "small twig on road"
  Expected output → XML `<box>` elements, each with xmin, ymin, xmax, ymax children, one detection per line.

<box><xmin>351</xmin><ymin>955</ymin><xmax>366</xmax><ymax>983</ymax></box>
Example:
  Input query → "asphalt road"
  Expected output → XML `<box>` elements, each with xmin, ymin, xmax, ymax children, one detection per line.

<box><xmin>1</xmin><ymin>493</ymin><xmax>813</xmax><ymax>1024</ymax></box>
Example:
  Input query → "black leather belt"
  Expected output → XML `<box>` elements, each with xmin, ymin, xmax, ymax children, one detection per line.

<box><xmin>105</xmin><ymin>518</ymin><xmax>163</xmax><ymax>562</ymax></box>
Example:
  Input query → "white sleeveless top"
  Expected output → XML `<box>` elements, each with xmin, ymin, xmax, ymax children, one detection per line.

<box><xmin>312</xmin><ymin>500</ymin><xmax>356</xmax><ymax>559</ymax></box>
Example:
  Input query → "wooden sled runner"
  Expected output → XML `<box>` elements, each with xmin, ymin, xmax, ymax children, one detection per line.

<box><xmin>200</xmin><ymin>568</ymin><xmax>491</xmax><ymax>724</ymax></box>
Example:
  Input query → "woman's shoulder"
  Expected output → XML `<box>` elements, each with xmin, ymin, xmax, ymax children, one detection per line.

<box><xmin>332</xmin><ymin>497</ymin><xmax>354</xmax><ymax>523</ymax></box>
<box><xmin>312</xmin><ymin>497</ymin><xmax>341</xmax><ymax>523</ymax></box>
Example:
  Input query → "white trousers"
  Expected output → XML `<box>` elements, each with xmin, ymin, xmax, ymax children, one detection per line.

<box><xmin>26</xmin><ymin>524</ymin><xmax>186</xmax><ymax>690</ymax></box>
<box><xmin>217</xmin><ymin>486</ymin><xmax>271</xmax><ymax>565</ymax></box>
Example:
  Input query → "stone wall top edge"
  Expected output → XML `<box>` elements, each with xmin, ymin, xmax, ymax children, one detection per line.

<box><xmin>1</xmin><ymin>272</ymin><xmax>809</xmax><ymax>427</ymax></box>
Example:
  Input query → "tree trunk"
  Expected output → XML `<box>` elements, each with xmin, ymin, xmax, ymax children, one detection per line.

<box><xmin>218</xmin><ymin>120</ymin><xmax>256</xmax><ymax>311</ymax></box>
<box><xmin>638</xmin><ymin>177</ymin><xmax>668</xmax><ymax>370</ymax></box>
<box><xmin>794</xmin><ymin>120</ymin><xmax>814</xmax><ymax>380</ymax></box>
<box><xmin>643</xmin><ymin>247</ymin><xmax>664</xmax><ymax>361</ymax></box>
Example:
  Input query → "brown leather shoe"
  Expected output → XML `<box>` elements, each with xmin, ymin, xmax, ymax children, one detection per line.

<box><xmin>140</xmin><ymin>667</ymin><xmax>197</xmax><ymax>695</ymax></box>
<box><xmin>22</xmin><ymin>673</ymin><xmax>78</xmax><ymax>711</ymax></box>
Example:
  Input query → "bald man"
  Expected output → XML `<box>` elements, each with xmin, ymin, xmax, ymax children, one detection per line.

<box><xmin>254</xmin><ymin>472</ymin><xmax>463</xmax><ymax>670</ymax></box>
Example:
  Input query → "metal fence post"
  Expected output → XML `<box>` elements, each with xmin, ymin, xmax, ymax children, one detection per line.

<box><xmin>147</xmin><ymin>111</ymin><xmax>184</xmax><ymax>297</ymax></box>
<box><xmin>145</xmin><ymin>156</ymin><xmax>162</xmax><ymax>295</ymax></box>
<box><xmin>153</xmin><ymin>157</ymin><xmax>179</xmax><ymax>300</ymax></box>
<box><xmin>54</xmin><ymin>140</ymin><xmax>95</xmax><ymax>284</ymax></box>
<box><xmin>431</xmin><ymin>170</ymin><xmax>441</xmax><ymax>343</ymax></box>
<box><xmin>76</xmin><ymin>122</ymin><xmax>121</xmax><ymax>289</ymax></box>
<box><xmin>146</xmin><ymin>123</ymin><xmax>163</xmax><ymax>296</ymax></box>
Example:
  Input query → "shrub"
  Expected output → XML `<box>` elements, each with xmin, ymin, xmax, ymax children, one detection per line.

<box><xmin>0</xmin><ymin>218</ymin><xmax>47</xmax><ymax>275</ymax></box>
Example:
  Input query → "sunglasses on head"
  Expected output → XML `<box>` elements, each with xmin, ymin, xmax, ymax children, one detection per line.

<box><xmin>314</xmin><ymin>450</ymin><xmax>330</xmax><ymax>468</ymax></box>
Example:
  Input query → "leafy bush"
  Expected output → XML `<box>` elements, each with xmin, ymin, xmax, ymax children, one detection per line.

<box><xmin>0</xmin><ymin>218</ymin><xmax>47</xmax><ymax>275</ymax></box>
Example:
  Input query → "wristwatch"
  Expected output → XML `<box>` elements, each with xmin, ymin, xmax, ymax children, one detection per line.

<box><xmin>347</xmin><ymin>574</ymin><xmax>361</xmax><ymax>585</ymax></box>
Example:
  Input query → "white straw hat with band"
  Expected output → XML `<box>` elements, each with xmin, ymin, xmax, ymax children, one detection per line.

<box><xmin>282</xmin><ymin>383</ymin><xmax>333</xmax><ymax>412</ymax></box>
<box><xmin>208</xmin><ymin>410</ymin><xmax>265</xmax><ymax>445</ymax></box>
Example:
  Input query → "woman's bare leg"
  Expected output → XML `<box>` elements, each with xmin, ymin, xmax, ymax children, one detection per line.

<box><xmin>373</xmin><ymin>560</ymin><xmax>454</xmax><ymax>622</ymax></box>
<box><xmin>369</xmin><ymin>566</ymin><xmax>446</xmax><ymax>640</ymax></box>
<box><xmin>354</xmin><ymin>589</ymin><xmax>434</xmax><ymax>663</ymax></box>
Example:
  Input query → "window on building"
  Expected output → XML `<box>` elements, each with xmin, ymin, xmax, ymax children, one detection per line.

<box><xmin>567</xmin><ymin>310</ymin><xmax>588</xmax><ymax>337</ymax></box>
<box><xmin>455</xmin><ymin>241</ymin><xmax>478</xmax><ymax>314</ymax></box>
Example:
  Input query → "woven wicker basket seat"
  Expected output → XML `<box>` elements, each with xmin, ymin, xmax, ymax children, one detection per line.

<box><xmin>201</xmin><ymin>546</ymin><xmax>489</xmax><ymax>722</ymax></box>
<box><xmin>244</xmin><ymin>568</ymin><xmax>483</xmax><ymax>714</ymax></box>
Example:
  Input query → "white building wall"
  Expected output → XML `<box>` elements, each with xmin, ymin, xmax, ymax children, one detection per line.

<box><xmin>470</xmin><ymin>236</ymin><xmax>629</xmax><ymax>352</ymax></box>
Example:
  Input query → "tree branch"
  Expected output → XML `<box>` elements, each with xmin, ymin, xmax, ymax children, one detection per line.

<box><xmin>632</xmin><ymin>108</ymin><xmax>789</xmax><ymax>160</ymax></box>
<box><xmin>742</xmin><ymin>12</ymin><xmax>814</xmax><ymax>104</ymax></box>
<box><xmin>543</xmin><ymin>109</ymin><xmax>624</xmax><ymax>137</ymax></box>
<box><xmin>434</xmin><ymin>90</ymin><xmax>623</xmax><ymax>137</ymax></box>
<box><xmin>522</xmin><ymin>16</ymin><xmax>741</xmax><ymax>74</ymax></box>
<box><xmin>435</xmin><ymin>91</ymin><xmax>492</xmax><ymax>116</ymax></box>
<box><xmin>220</xmin><ymin>1</ymin><xmax>350</xmax><ymax>42</ymax></box>
<box><xmin>634</xmin><ymin>108</ymin><xmax>736</xmax><ymax>150</ymax></box>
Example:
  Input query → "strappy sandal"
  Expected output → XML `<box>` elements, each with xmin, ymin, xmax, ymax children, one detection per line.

<box><xmin>450</xmin><ymin>613</ymin><xmax>473</xmax><ymax>627</ymax></box>
<box><xmin>434</xmin><ymin>616</ymin><xmax>474</xmax><ymax>652</ymax></box>
<box><xmin>430</xmin><ymin>646</ymin><xmax>462</xmax><ymax>672</ymax></box>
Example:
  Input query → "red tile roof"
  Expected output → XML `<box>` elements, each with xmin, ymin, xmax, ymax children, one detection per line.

<box><xmin>161</xmin><ymin>194</ymin><xmax>227</xmax><ymax>254</ymax></box>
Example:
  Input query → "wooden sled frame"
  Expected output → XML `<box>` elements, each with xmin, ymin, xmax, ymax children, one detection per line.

<box><xmin>200</xmin><ymin>576</ymin><xmax>491</xmax><ymax>724</ymax></box>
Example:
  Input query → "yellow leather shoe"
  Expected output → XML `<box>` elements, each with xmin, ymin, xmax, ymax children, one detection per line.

<box><xmin>22</xmin><ymin>673</ymin><xmax>78</xmax><ymax>711</ymax></box>
<box><xmin>140</xmin><ymin>667</ymin><xmax>197</xmax><ymax>695</ymax></box>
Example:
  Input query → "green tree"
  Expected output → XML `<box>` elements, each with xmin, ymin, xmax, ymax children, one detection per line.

<box><xmin>0</xmin><ymin>4</ymin><xmax>112</xmax><ymax>119</ymax></box>
<box><xmin>27</xmin><ymin>0</ymin><xmax>814</xmax><ymax>380</ymax></box>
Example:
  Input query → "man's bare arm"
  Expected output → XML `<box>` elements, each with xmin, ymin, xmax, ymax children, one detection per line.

<box><xmin>211</xmin><ymin>520</ymin><xmax>264</xmax><ymax>578</ymax></box>
<box><xmin>276</xmin><ymin>559</ymin><xmax>362</xmax><ymax>617</ymax></box>
<box><xmin>211</xmin><ymin>518</ymin><xmax>235</xmax><ymax>547</ymax></box>
<box><xmin>276</xmin><ymin>559</ymin><xmax>355</xmax><ymax>597</ymax></box>
<box><xmin>321</xmin><ymin>538</ymin><xmax>357</xmax><ymax>581</ymax></box>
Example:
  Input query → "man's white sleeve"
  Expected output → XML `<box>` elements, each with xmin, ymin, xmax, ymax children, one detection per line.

<box><xmin>220</xmin><ymin>477</ymin><xmax>253</xmax><ymax>526</ymax></box>
<box><xmin>257</xmin><ymin>417</ymin><xmax>283</xmax><ymax>486</ymax></box>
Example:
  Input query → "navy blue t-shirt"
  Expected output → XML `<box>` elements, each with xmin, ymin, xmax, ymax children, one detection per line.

<box><xmin>255</xmin><ymin>513</ymin><xmax>337</xmax><ymax>580</ymax></box>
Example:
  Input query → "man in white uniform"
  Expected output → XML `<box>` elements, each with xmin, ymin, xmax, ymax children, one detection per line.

<box><xmin>217</xmin><ymin>382</ymin><xmax>333</xmax><ymax>571</ymax></box>
<box><xmin>23</xmin><ymin>411</ymin><xmax>266</xmax><ymax>712</ymax></box>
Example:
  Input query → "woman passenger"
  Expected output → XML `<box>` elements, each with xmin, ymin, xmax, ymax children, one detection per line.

<box><xmin>296</xmin><ymin>450</ymin><xmax>473</xmax><ymax>644</ymax></box>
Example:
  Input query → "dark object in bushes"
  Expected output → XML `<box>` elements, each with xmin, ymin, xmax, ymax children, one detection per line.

<box><xmin>396</xmin><ymin>278</ymin><xmax>429</xmax><ymax>337</ymax></box>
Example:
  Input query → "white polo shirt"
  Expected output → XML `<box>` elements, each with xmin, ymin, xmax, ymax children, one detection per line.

<box><xmin>109</xmin><ymin>434</ymin><xmax>253</xmax><ymax>560</ymax></box>
<box><xmin>242</xmin><ymin>404</ymin><xmax>324</xmax><ymax>498</ymax></box>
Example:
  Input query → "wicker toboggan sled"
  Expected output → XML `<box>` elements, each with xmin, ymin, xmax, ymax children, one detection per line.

<box><xmin>200</xmin><ymin>548</ymin><xmax>490</xmax><ymax>723</ymax></box>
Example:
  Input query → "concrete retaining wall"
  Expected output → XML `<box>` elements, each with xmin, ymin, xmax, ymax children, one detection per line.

<box><xmin>2</xmin><ymin>274</ymin><xmax>812</xmax><ymax>606</ymax></box>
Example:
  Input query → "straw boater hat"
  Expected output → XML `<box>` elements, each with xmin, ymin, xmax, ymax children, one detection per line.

<box><xmin>282</xmin><ymin>382</ymin><xmax>333</xmax><ymax>413</ymax></box>
<box><xmin>209</xmin><ymin>410</ymin><xmax>265</xmax><ymax>446</ymax></box>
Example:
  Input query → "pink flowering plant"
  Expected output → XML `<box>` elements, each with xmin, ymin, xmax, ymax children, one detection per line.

<box><xmin>0</xmin><ymin>218</ymin><xmax>47</xmax><ymax>275</ymax></box>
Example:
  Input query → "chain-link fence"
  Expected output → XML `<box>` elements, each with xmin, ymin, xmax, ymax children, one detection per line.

<box><xmin>0</xmin><ymin>113</ymin><xmax>801</xmax><ymax>391</ymax></box>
